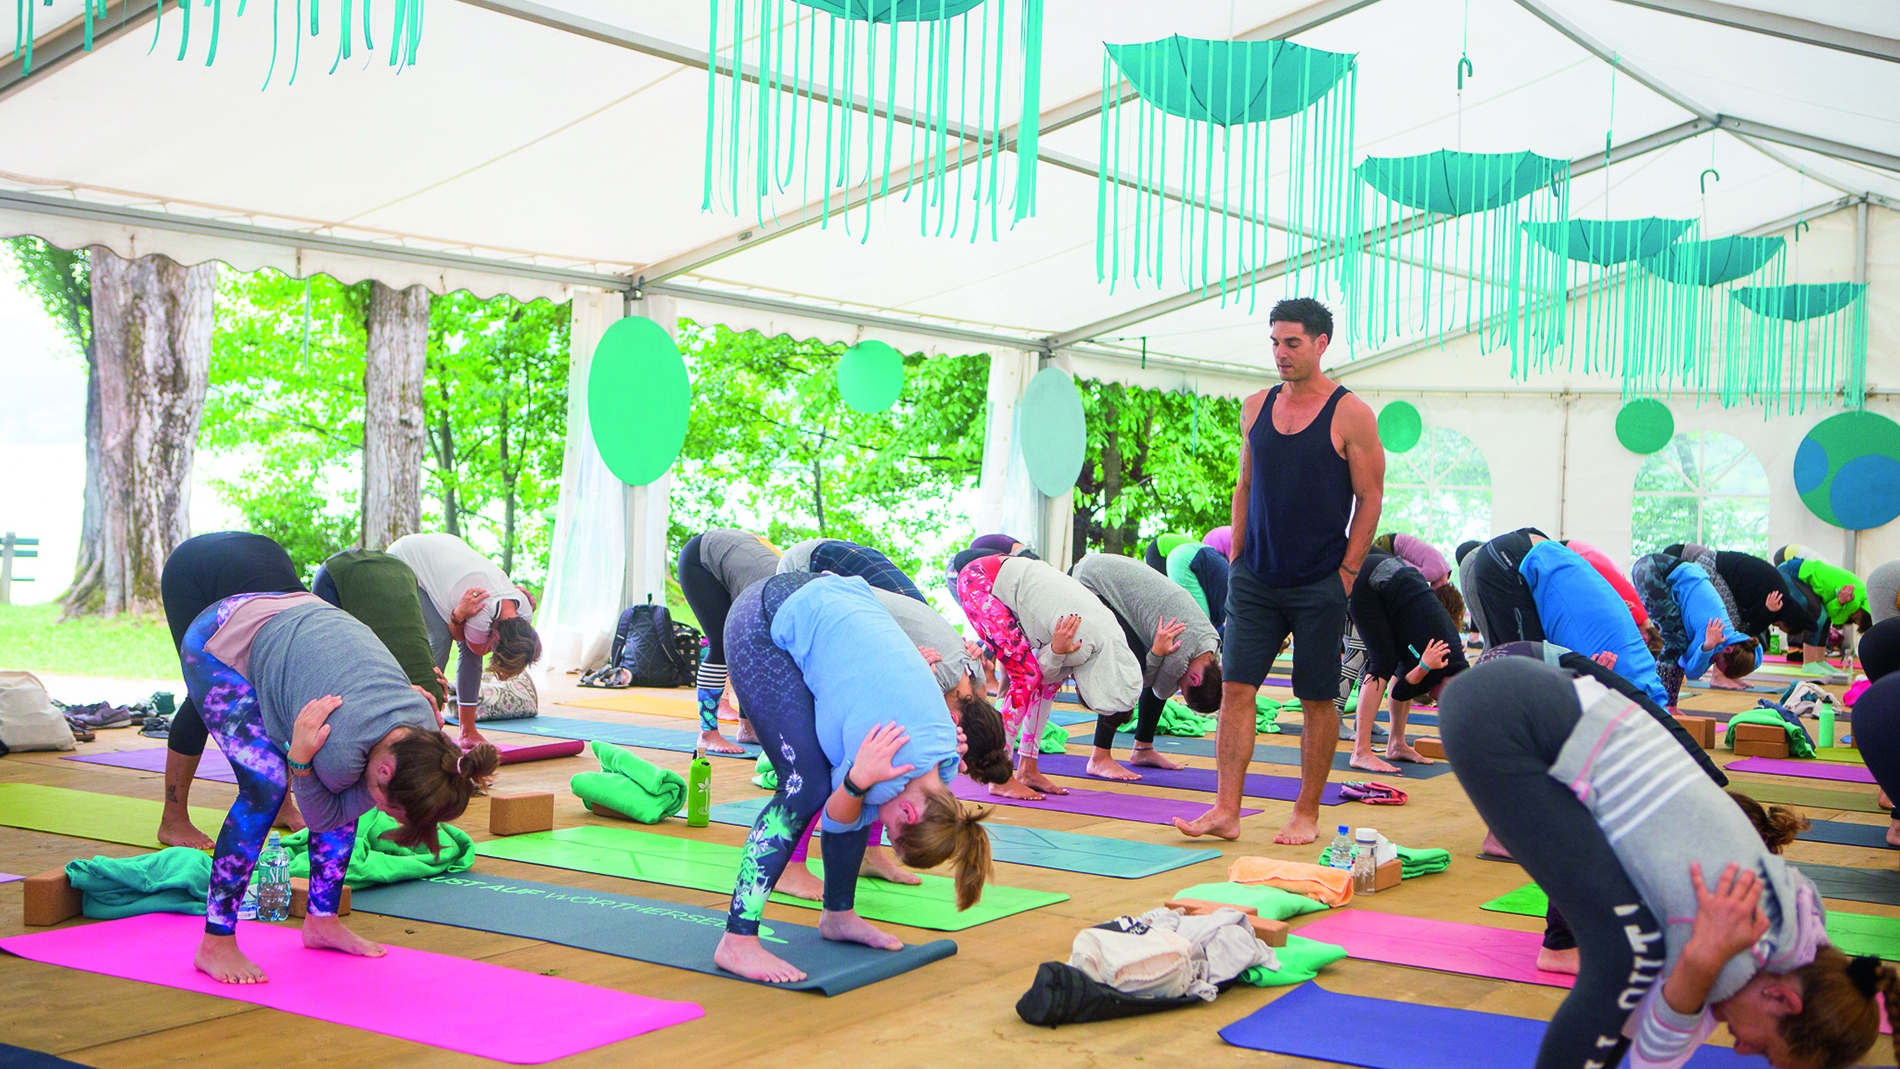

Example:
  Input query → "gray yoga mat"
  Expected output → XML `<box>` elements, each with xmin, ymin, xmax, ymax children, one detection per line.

<box><xmin>1792</xmin><ymin>862</ymin><xmax>1900</xmax><ymax>906</ymax></box>
<box><xmin>1130</xmin><ymin>736</ymin><xmax>1455</xmax><ymax>779</ymax></box>
<box><xmin>1798</xmin><ymin>820</ymin><xmax>1897</xmax><ymax>851</ymax></box>
<box><xmin>350</xmin><ymin>873</ymin><xmax>953</xmax><ymax>995</ymax></box>
<box><xmin>445</xmin><ymin>715</ymin><xmax>758</xmax><ymax>759</ymax></box>
<box><xmin>705</xmin><ymin>798</ymin><xmax>1222</xmax><ymax>879</ymax></box>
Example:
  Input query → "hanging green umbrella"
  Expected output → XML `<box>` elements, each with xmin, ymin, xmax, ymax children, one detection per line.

<box><xmin>1520</xmin><ymin>217</ymin><xmax>1697</xmax><ymax>380</ymax></box>
<box><xmin>1726</xmin><ymin>283</ymin><xmax>1868</xmax><ymax>414</ymax></box>
<box><xmin>1097</xmin><ymin>36</ymin><xmax>1357</xmax><ymax>307</ymax></box>
<box><xmin>1357</xmin><ymin>150</ymin><xmax>1567</xmax><ymax>215</ymax></box>
<box><xmin>1622</xmin><ymin>236</ymin><xmax>1788</xmax><ymax>410</ymax></box>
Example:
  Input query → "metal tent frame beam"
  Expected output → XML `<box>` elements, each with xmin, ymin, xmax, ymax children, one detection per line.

<box><xmin>1605</xmin><ymin>0</ymin><xmax>1900</xmax><ymax>64</ymax></box>
<box><xmin>0</xmin><ymin>0</ymin><xmax>160</xmax><ymax>103</ymax></box>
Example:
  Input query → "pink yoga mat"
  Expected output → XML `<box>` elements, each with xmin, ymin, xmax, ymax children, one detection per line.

<box><xmin>66</xmin><ymin>740</ymin><xmax>582</xmax><ymax>782</ymax></box>
<box><xmin>949</xmin><ymin>777</ymin><xmax>1261</xmax><ymax>825</ymax></box>
<box><xmin>1727</xmin><ymin>757</ymin><xmax>1878</xmax><ymax>784</ymax></box>
<box><xmin>0</xmin><ymin>913</ymin><xmax>701</xmax><ymax>1062</ymax></box>
<box><xmin>1294</xmin><ymin>910</ymin><xmax>1577</xmax><ymax>989</ymax></box>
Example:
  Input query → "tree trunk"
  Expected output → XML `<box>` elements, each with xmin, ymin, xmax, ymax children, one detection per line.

<box><xmin>360</xmin><ymin>282</ymin><xmax>429</xmax><ymax>550</ymax></box>
<box><xmin>811</xmin><ymin>452</ymin><xmax>826</xmax><ymax>535</ymax></box>
<box><xmin>431</xmin><ymin>377</ymin><xmax>459</xmax><ymax>536</ymax></box>
<box><xmin>1101</xmin><ymin>395</ymin><xmax>1124</xmax><ymax>556</ymax></box>
<box><xmin>499</xmin><ymin>391</ymin><xmax>516</xmax><ymax>574</ymax></box>
<box><xmin>72</xmin><ymin>247</ymin><xmax>214</xmax><ymax>617</ymax></box>
<box><xmin>57</xmin><ymin>339</ymin><xmax>106</xmax><ymax>617</ymax></box>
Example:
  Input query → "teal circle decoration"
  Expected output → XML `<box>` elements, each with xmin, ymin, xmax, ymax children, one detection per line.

<box><xmin>587</xmin><ymin>316</ymin><xmax>691</xmax><ymax>486</ymax></box>
<box><xmin>1796</xmin><ymin>411</ymin><xmax>1900</xmax><ymax>530</ymax></box>
<box><xmin>1017</xmin><ymin>367</ymin><xmax>1087</xmax><ymax>497</ymax></box>
<box><xmin>1377</xmin><ymin>401</ymin><xmax>1422</xmax><ymax>453</ymax></box>
<box><xmin>1615</xmin><ymin>398</ymin><xmax>1675</xmax><ymax>454</ymax></box>
<box><xmin>837</xmin><ymin>339</ymin><xmax>906</xmax><ymax>413</ymax></box>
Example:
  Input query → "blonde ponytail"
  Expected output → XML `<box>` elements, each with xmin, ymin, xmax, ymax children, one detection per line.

<box><xmin>891</xmin><ymin>791</ymin><xmax>994</xmax><ymax>910</ymax></box>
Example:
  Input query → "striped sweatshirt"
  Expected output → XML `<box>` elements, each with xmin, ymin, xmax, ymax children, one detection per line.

<box><xmin>1549</xmin><ymin>676</ymin><xmax>1828</xmax><ymax>1069</ymax></box>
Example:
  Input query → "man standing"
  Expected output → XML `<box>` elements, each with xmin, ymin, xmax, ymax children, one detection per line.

<box><xmin>1175</xmin><ymin>298</ymin><xmax>1383</xmax><ymax>845</ymax></box>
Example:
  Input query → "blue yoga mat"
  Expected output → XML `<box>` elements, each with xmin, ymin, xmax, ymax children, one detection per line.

<box><xmin>1798</xmin><ymin>819</ymin><xmax>1897</xmax><ymax>851</ymax></box>
<box><xmin>0</xmin><ymin>1044</ymin><xmax>91</xmax><ymax>1068</ymax></box>
<box><xmin>351</xmin><ymin>873</ymin><xmax>953</xmax><ymax>995</ymax></box>
<box><xmin>705</xmin><ymin>798</ymin><xmax>1222</xmax><ymax>879</ymax></box>
<box><xmin>1219</xmin><ymin>983</ymin><xmax>1765</xmax><ymax>1068</ymax></box>
<box><xmin>1136</xmin><ymin>735</ymin><xmax>1455</xmax><ymax>779</ymax></box>
<box><xmin>446</xmin><ymin>715</ymin><xmax>759</xmax><ymax>759</ymax></box>
<box><xmin>1792</xmin><ymin>862</ymin><xmax>1900</xmax><ymax>905</ymax></box>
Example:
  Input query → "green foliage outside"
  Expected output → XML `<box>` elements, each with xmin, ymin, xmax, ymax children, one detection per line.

<box><xmin>0</xmin><ymin>604</ymin><xmax>181</xmax><ymax>680</ymax></box>
<box><xmin>1073</xmin><ymin>380</ymin><xmax>1243</xmax><ymax>556</ymax></box>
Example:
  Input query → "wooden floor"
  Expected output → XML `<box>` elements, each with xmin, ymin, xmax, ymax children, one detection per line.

<box><xmin>2</xmin><ymin>671</ymin><xmax>1894</xmax><ymax>1069</ymax></box>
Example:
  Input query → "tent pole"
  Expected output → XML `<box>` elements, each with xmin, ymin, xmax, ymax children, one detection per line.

<box><xmin>1845</xmin><ymin>197</ymin><xmax>1869</xmax><ymax>572</ymax></box>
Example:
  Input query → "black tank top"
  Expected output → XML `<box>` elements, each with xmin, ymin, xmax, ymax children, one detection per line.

<box><xmin>1242</xmin><ymin>385</ymin><xmax>1355</xmax><ymax>588</ymax></box>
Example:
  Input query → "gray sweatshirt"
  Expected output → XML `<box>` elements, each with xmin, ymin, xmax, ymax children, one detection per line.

<box><xmin>775</xmin><ymin>538</ymin><xmax>832</xmax><ymax>576</ymax></box>
<box><xmin>873</xmin><ymin>588</ymin><xmax>974</xmax><ymax>693</ymax></box>
<box><xmin>699</xmin><ymin>528</ymin><xmax>781</xmax><ymax>596</ymax></box>
<box><xmin>249</xmin><ymin>602</ymin><xmax>440</xmax><ymax>833</ymax></box>
<box><xmin>992</xmin><ymin>556</ymin><xmax>1142</xmax><ymax>713</ymax></box>
<box><xmin>1070</xmin><ymin>553</ymin><xmax>1219</xmax><ymax>700</ymax></box>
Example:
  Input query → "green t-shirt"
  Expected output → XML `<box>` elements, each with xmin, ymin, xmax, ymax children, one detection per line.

<box><xmin>1799</xmin><ymin>559</ymin><xmax>1866</xmax><ymax>626</ymax></box>
<box><xmin>323</xmin><ymin>549</ymin><xmax>445</xmax><ymax>703</ymax></box>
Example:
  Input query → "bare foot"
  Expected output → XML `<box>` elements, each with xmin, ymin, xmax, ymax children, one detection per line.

<box><xmin>735</xmin><ymin>719</ymin><xmax>760</xmax><ymax>745</ymax></box>
<box><xmin>860</xmin><ymin>847</ymin><xmax>922</xmax><ymax>886</ymax></box>
<box><xmin>1129</xmin><ymin>747</ymin><xmax>1186</xmax><ymax>771</ymax></box>
<box><xmin>700</xmin><ymin>729</ymin><xmax>746</xmax><ymax>755</ymax></box>
<box><xmin>1881</xmin><ymin>790</ymin><xmax>1892</xmax><ymax>810</ymax></box>
<box><xmin>989</xmin><ymin>778</ymin><xmax>1045</xmax><ymax>801</ymax></box>
<box><xmin>1887</xmin><ymin>819</ymin><xmax>1900</xmax><ymax>848</ymax></box>
<box><xmin>775</xmin><ymin>862</ymin><xmax>823</xmax><ymax>900</ymax></box>
<box><xmin>818</xmin><ymin>910</ymin><xmax>902</xmax><ymax>951</ymax></box>
<box><xmin>159</xmin><ymin>812</ymin><xmax>214</xmax><ymax>851</ymax></box>
<box><xmin>195</xmin><ymin>934</ymin><xmax>266</xmax><ymax>984</ymax></box>
<box><xmin>1349</xmin><ymin>749</ymin><xmax>1400</xmax><ymax>774</ymax></box>
<box><xmin>1709</xmin><ymin>677</ymin><xmax>1747</xmax><ymax>691</ymax></box>
<box><xmin>1384</xmin><ymin>741</ymin><xmax>1435</xmax><ymax>765</ymax></box>
<box><xmin>715</xmin><ymin>932</ymin><xmax>807</xmax><ymax>983</ymax></box>
<box><xmin>1482</xmin><ymin>831</ymin><xmax>1514</xmax><ymax>859</ymax></box>
<box><xmin>457</xmin><ymin>723</ymin><xmax>490</xmax><ymax>751</ymax></box>
<box><xmin>1019</xmin><ymin>769</ymin><xmax>1070</xmax><ymax>796</ymax></box>
<box><xmin>301</xmin><ymin>914</ymin><xmax>385</xmax><ymax>958</ymax></box>
<box><xmin>1273</xmin><ymin>812</ymin><xmax>1320</xmax><ymax>845</ymax></box>
<box><xmin>1173</xmin><ymin>807</ymin><xmax>1242</xmax><ymax>841</ymax></box>
<box><xmin>274</xmin><ymin>795</ymin><xmax>306</xmax><ymax>833</ymax></box>
<box><xmin>1084</xmin><ymin>755</ymin><xmax>1141</xmax><ymax>782</ymax></box>
<box><xmin>1536</xmin><ymin>946</ymin><xmax>1580</xmax><ymax>975</ymax></box>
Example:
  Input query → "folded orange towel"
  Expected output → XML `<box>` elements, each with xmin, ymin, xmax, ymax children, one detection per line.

<box><xmin>1226</xmin><ymin>856</ymin><xmax>1353</xmax><ymax>907</ymax></box>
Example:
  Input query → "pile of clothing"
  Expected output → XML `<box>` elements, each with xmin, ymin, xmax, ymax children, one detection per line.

<box><xmin>572</xmin><ymin>741</ymin><xmax>686</xmax><ymax>823</ymax></box>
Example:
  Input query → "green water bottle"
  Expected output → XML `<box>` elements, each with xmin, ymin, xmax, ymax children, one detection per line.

<box><xmin>1819</xmin><ymin>701</ymin><xmax>1837</xmax><ymax>749</ymax></box>
<box><xmin>686</xmin><ymin>747</ymin><xmax>712</xmax><ymax>827</ymax></box>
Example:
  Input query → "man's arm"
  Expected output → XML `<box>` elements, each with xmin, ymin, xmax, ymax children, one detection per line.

<box><xmin>1228</xmin><ymin>391</ymin><xmax>1267</xmax><ymax>564</ymax></box>
<box><xmin>1336</xmin><ymin>395</ymin><xmax>1385</xmax><ymax>591</ymax></box>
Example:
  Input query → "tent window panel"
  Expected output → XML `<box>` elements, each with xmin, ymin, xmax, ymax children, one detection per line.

<box><xmin>1383</xmin><ymin>426</ymin><xmax>1493</xmax><ymax>551</ymax></box>
<box><xmin>1630</xmin><ymin>430</ymin><xmax>1770</xmax><ymax>557</ymax></box>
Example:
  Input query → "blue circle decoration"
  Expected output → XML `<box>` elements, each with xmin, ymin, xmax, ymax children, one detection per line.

<box><xmin>587</xmin><ymin>316</ymin><xmax>691</xmax><ymax>486</ymax></box>
<box><xmin>1017</xmin><ymin>367</ymin><xmax>1087</xmax><ymax>497</ymax></box>
<box><xmin>1795</xmin><ymin>411</ymin><xmax>1900</xmax><ymax>530</ymax></box>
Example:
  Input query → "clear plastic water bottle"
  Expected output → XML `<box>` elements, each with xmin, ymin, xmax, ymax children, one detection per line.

<box><xmin>255</xmin><ymin>831</ymin><xmax>291</xmax><ymax>923</ymax></box>
<box><xmin>237</xmin><ymin>879</ymin><xmax>259</xmax><ymax>922</ymax></box>
<box><xmin>1351</xmin><ymin>827</ymin><xmax>1381</xmax><ymax>895</ymax></box>
<box><xmin>1325</xmin><ymin>825</ymin><xmax>1354</xmax><ymax>871</ymax></box>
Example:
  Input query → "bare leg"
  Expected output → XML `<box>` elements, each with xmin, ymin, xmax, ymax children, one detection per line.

<box><xmin>1536</xmin><ymin>946</ymin><xmax>1580</xmax><ymax>975</ymax></box>
<box><xmin>1129</xmin><ymin>743</ymin><xmax>1186</xmax><ymax>771</ymax></box>
<box><xmin>715</xmin><ymin>933</ymin><xmax>806</xmax><ymax>983</ymax></box>
<box><xmin>1383</xmin><ymin>698</ymin><xmax>1433</xmax><ymax>764</ymax></box>
<box><xmin>274</xmin><ymin>794</ymin><xmax>306</xmax><ymax>832</ymax></box>
<box><xmin>194</xmin><ymin>933</ymin><xmax>266</xmax><ymax>984</ymax></box>
<box><xmin>302</xmin><ymin>914</ymin><xmax>385</xmax><ymax>958</ymax></box>
<box><xmin>455</xmin><ymin>706</ymin><xmax>489</xmax><ymax>751</ymax></box>
<box><xmin>1085</xmin><ymin>746</ymin><xmax>1141</xmax><ymax>781</ymax></box>
<box><xmin>1015</xmin><ymin>754</ymin><xmax>1068</xmax><ymax>795</ymax></box>
<box><xmin>1173</xmin><ymin>681</ymin><xmax>1256</xmax><ymax>840</ymax></box>
<box><xmin>699</xmin><ymin>728</ymin><xmax>747</xmax><ymax>755</ymax></box>
<box><xmin>860</xmin><ymin>844</ymin><xmax>921</xmax><ymax>885</ymax></box>
<box><xmin>1348</xmin><ymin>677</ymin><xmax>1399</xmax><ymax>774</ymax></box>
<box><xmin>1275</xmin><ymin>698</ymin><xmax>1336</xmax><ymax>844</ymax></box>
<box><xmin>1888</xmin><ymin>818</ymin><xmax>1900</xmax><ymax>848</ymax></box>
<box><xmin>159</xmin><ymin>752</ymin><xmax>214</xmax><ymax>849</ymax></box>
<box><xmin>1481</xmin><ymin>830</ymin><xmax>1514</xmax><ymax>858</ymax></box>
<box><xmin>818</xmin><ymin>910</ymin><xmax>901</xmax><ymax>951</ymax></box>
<box><xmin>775</xmin><ymin>860</ymin><xmax>823</xmax><ymax>900</ymax></box>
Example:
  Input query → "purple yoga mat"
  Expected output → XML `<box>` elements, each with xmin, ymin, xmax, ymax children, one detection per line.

<box><xmin>1034</xmin><ymin>753</ymin><xmax>1346</xmax><ymax>805</ymax></box>
<box><xmin>0</xmin><ymin>873</ymin><xmax>21</xmax><ymax>885</ymax></box>
<box><xmin>1727</xmin><ymin>757</ymin><xmax>1878</xmax><ymax>784</ymax></box>
<box><xmin>949</xmin><ymin>777</ymin><xmax>1261</xmax><ymax>825</ymax></box>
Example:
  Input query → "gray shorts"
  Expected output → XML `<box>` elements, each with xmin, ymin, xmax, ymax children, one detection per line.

<box><xmin>1221</xmin><ymin>561</ymin><xmax>1348</xmax><ymax>701</ymax></box>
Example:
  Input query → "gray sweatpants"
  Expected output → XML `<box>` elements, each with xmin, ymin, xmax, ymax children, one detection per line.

<box><xmin>419</xmin><ymin>590</ymin><xmax>485</xmax><ymax>710</ymax></box>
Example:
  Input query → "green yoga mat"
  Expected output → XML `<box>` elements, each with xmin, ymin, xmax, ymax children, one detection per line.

<box><xmin>1734</xmin><ymin>781</ymin><xmax>1886</xmax><ymax>814</ymax></box>
<box><xmin>1484</xmin><ymin>880</ymin><xmax>1900</xmax><ymax>959</ymax></box>
<box><xmin>0</xmin><ymin>783</ymin><xmax>222</xmax><ymax>848</ymax></box>
<box><xmin>1814</xmin><ymin>747</ymin><xmax>1867</xmax><ymax>765</ymax></box>
<box><xmin>473</xmin><ymin>825</ymin><xmax>1067</xmax><ymax>932</ymax></box>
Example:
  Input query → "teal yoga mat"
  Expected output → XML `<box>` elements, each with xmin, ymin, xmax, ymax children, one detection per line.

<box><xmin>351</xmin><ymin>873</ymin><xmax>956</xmax><ymax>994</ymax></box>
<box><xmin>1793</xmin><ymin>862</ymin><xmax>1900</xmax><ymax>906</ymax></box>
<box><xmin>1798</xmin><ymin>819</ymin><xmax>1897</xmax><ymax>850</ymax></box>
<box><xmin>473</xmin><ymin>825</ymin><xmax>1067</xmax><ymax>931</ymax></box>
<box><xmin>706</xmin><ymin>798</ymin><xmax>1221</xmax><ymax>879</ymax></box>
<box><xmin>446</xmin><ymin>715</ymin><xmax>758</xmax><ymax>759</ymax></box>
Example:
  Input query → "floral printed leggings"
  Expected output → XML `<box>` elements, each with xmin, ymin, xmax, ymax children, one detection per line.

<box><xmin>956</xmin><ymin>554</ymin><xmax>1060</xmax><ymax>754</ymax></box>
<box><xmin>722</xmin><ymin>574</ymin><xmax>870</xmax><ymax>937</ymax></box>
<box><xmin>181</xmin><ymin>593</ymin><xmax>356</xmax><ymax>936</ymax></box>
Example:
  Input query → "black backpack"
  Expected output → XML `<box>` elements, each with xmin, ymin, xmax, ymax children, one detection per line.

<box><xmin>609</xmin><ymin>601</ymin><xmax>702</xmax><ymax>688</ymax></box>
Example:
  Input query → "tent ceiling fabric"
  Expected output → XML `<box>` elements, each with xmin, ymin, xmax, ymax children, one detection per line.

<box><xmin>1</xmin><ymin>0</ymin><xmax>1893</xmax><ymax>382</ymax></box>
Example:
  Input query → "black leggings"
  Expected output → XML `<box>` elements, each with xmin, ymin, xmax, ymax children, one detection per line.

<box><xmin>1439</xmin><ymin>658</ymin><xmax>1664</xmax><ymax>1069</ymax></box>
<box><xmin>1091</xmin><ymin>613</ymin><xmax>1165</xmax><ymax>749</ymax></box>
<box><xmin>1467</xmin><ymin>530</ymin><xmax>1546</xmax><ymax>649</ymax></box>
<box><xmin>676</xmin><ymin>534</ymin><xmax>734</xmax><ymax>665</ymax></box>
<box><xmin>159</xmin><ymin>532</ymin><xmax>303</xmax><ymax>757</ymax></box>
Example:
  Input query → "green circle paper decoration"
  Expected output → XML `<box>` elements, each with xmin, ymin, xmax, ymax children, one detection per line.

<box><xmin>1377</xmin><ymin>401</ymin><xmax>1422</xmax><ymax>453</ymax></box>
<box><xmin>1793</xmin><ymin>411</ymin><xmax>1900</xmax><ymax>530</ymax></box>
<box><xmin>587</xmin><ymin>316</ymin><xmax>690</xmax><ymax>486</ymax></box>
<box><xmin>1017</xmin><ymin>367</ymin><xmax>1087</xmax><ymax>497</ymax></box>
<box><xmin>1615</xmin><ymin>398</ymin><xmax>1675</xmax><ymax>454</ymax></box>
<box><xmin>837</xmin><ymin>340</ymin><xmax>905</xmax><ymax>413</ymax></box>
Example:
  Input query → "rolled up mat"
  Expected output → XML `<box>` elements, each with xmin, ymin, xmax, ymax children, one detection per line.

<box><xmin>1792</xmin><ymin>862</ymin><xmax>1900</xmax><ymax>905</ymax></box>
<box><xmin>1727</xmin><ymin>757</ymin><xmax>1876</xmax><ymax>784</ymax></box>
<box><xmin>446</xmin><ymin>714</ymin><xmax>757</xmax><ymax>758</ymax></box>
<box><xmin>705</xmin><ymin>798</ymin><xmax>1222</xmax><ymax>879</ymax></box>
<box><xmin>352</xmin><ymin>873</ymin><xmax>956</xmax><ymax>994</ymax></box>
<box><xmin>497</xmin><ymin>739</ymin><xmax>586</xmax><ymax>764</ymax></box>
<box><xmin>1218</xmin><ymin>982</ymin><xmax>1763</xmax><ymax>1068</ymax></box>
<box><xmin>947</xmin><ymin>777</ymin><xmax>1265</xmax><ymax>825</ymax></box>
<box><xmin>1292</xmin><ymin>910</ymin><xmax>1576</xmax><ymax>988</ymax></box>
<box><xmin>473</xmin><ymin>825</ymin><xmax>1067</xmax><ymax>931</ymax></box>
<box><xmin>1798</xmin><ymin>819</ymin><xmax>1896</xmax><ymax>850</ymax></box>
<box><xmin>0</xmin><ymin>912</ymin><xmax>700</xmax><ymax>1062</ymax></box>
<box><xmin>1734</xmin><ymin>780</ymin><xmax>1886</xmax><ymax>813</ymax></box>
<box><xmin>1030</xmin><ymin>754</ymin><xmax>1352</xmax><ymax>802</ymax></box>
<box><xmin>0</xmin><ymin>783</ymin><xmax>221</xmax><ymax>849</ymax></box>
<box><xmin>1135</xmin><ymin>735</ymin><xmax>1453</xmax><ymax>778</ymax></box>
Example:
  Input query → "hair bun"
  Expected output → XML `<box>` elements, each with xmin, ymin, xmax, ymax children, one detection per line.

<box><xmin>1847</xmin><ymin>955</ymin><xmax>1883</xmax><ymax>996</ymax></box>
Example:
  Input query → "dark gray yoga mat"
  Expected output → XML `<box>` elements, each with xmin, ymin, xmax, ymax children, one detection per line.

<box><xmin>705</xmin><ymin>798</ymin><xmax>1222</xmax><ymax>879</ymax></box>
<box><xmin>1799</xmin><ymin>820</ymin><xmax>1897</xmax><ymax>851</ymax></box>
<box><xmin>351</xmin><ymin>873</ymin><xmax>954</xmax><ymax>995</ymax></box>
<box><xmin>1130</xmin><ymin>736</ymin><xmax>1455</xmax><ymax>779</ymax></box>
<box><xmin>446</xmin><ymin>715</ymin><xmax>759</xmax><ymax>759</ymax></box>
<box><xmin>1792</xmin><ymin>862</ymin><xmax>1900</xmax><ymax>905</ymax></box>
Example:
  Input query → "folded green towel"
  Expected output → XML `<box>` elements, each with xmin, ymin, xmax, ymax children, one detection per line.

<box><xmin>1171</xmin><ymin>881</ymin><xmax>1330</xmax><ymax>921</ymax></box>
<box><xmin>281</xmin><ymin>809</ymin><xmax>474</xmax><ymax>888</ymax></box>
<box><xmin>1395</xmin><ymin>844</ymin><xmax>1451</xmax><ymax>879</ymax></box>
<box><xmin>1255</xmin><ymin>695</ymin><xmax>1284</xmax><ymax>734</ymax></box>
<box><xmin>1723</xmin><ymin>707</ymin><xmax>1817</xmax><ymax>758</ymax></box>
<box><xmin>1116</xmin><ymin>699</ymin><xmax>1216</xmax><ymax>738</ymax></box>
<box><xmin>65</xmin><ymin>848</ymin><xmax>211</xmax><ymax>919</ymax></box>
<box><xmin>572</xmin><ymin>740</ymin><xmax>688</xmax><ymax>824</ymax></box>
<box><xmin>1040</xmin><ymin>720</ymin><xmax>1070</xmax><ymax>753</ymax></box>
<box><xmin>752</xmin><ymin>752</ymin><xmax>777</xmax><ymax>791</ymax></box>
<box><xmin>1236</xmin><ymin>934</ymin><xmax>1349</xmax><ymax>987</ymax></box>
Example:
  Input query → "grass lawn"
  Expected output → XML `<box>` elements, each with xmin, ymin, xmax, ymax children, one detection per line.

<box><xmin>0</xmin><ymin>603</ymin><xmax>181</xmax><ymax>679</ymax></box>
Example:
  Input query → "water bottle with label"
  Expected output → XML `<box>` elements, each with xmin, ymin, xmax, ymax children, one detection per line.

<box><xmin>255</xmin><ymin>831</ymin><xmax>292</xmax><ymax>922</ymax></box>
<box><xmin>1351</xmin><ymin>828</ymin><xmax>1381</xmax><ymax>895</ymax></box>
<box><xmin>1325</xmin><ymin>825</ymin><xmax>1354</xmax><ymax>870</ymax></box>
<box><xmin>237</xmin><ymin>879</ymin><xmax>259</xmax><ymax>922</ymax></box>
<box><xmin>686</xmin><ymin>747</ymin><xmax>713</xmax><ymax>828</ymax></box>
